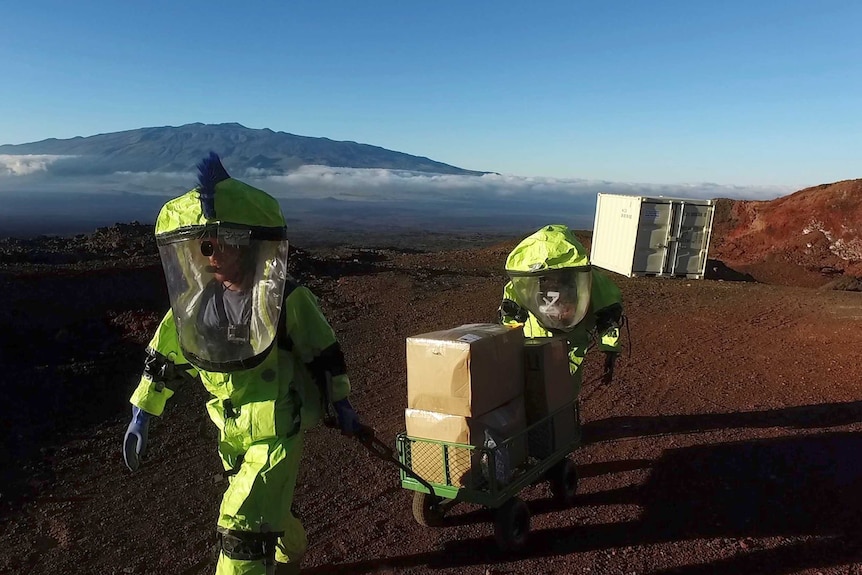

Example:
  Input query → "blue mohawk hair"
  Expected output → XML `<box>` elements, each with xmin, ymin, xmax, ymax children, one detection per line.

<box><xmin>196</xmin><ymin>152</ymin><xmax>231</xmax><ymax>219</ymax></box>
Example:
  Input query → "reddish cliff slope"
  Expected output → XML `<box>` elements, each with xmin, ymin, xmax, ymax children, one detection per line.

<box><xmin>710</xmin><ymin>179</ymin><xmax>862</xmax><ymax>287</ymax></box>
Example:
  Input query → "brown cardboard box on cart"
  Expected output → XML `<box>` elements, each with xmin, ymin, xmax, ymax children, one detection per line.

<box><xmin>406</xmin><ymin>323</ymin><xmax>524</xmax><ymax>417</ymax></box>
<box><xmin>523</xmin><ymin>337</ymin><xmax>578</xmax><ymax>459</ymax></box>
<box><xmin>405</xmin><ymin>396</ymin><xmax>528</xmax><ymax>487</ymax></box>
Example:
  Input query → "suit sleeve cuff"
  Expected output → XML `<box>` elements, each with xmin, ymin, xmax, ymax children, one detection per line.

<box><xmin>129</xmin><ymin>377</ymin><xmax>174</xmax><ymax>416</ymax></box>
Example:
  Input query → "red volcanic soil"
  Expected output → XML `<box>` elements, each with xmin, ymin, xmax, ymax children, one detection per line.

<box><xmin>710</xmin><ymin>179</ymin><xmax>862</xmax><ymax>288</ymax></box>
<box><xmin>2</xmin><ymin>218</ymin><xmax>862</xmax><ymax>575</ymax></box>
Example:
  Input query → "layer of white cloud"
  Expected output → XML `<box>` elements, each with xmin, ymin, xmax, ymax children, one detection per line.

<box><xmin>0</xmin><ymin>164</ymin><xmax>803</xmax><ymax>238</ymax></box>
<box><xmin>256</xmin><ymin>165</ymin><xmax>793</xmax><ymax>202</ymax></box>
<box><xmin>0</xmin><ymin>154</ymin><xmax>74</xmax><ymax>175</ymax></box>
<box><xmin>0</xmin><ymin>162</ymin><xmax>795</xmax><ymax>202</ymax></box>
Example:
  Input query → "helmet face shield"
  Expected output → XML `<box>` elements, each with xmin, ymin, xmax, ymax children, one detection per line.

<box><xmin>507</xmin><ymin>267</ymin><xmax>592</xmax><ymax>331</ymax></box>
<box><xmin>157</xmin><ymin>225</ymin><xmax>289</xmax><ymax>371</ymax></box>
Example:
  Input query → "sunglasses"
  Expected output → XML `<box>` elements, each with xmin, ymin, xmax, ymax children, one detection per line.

<box><xmin>199</xmin><ymin>240</ymin><xmax>218</xmax><ymax>257</ymax></box>
<box><xmin>200</xmin><ymin>240</ymin><xmax>242</xmax><ymax>257</ymax></box>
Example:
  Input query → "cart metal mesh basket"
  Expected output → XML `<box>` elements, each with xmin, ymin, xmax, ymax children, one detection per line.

<box><xmin>402</xmin><ymin>438</ymin><xmax>482</xmax><ymax>489</ymax></box>
<box><xmin>397</xmin><ymin>401</ymin><xmax>581</xmax><ymax>502</ymax></box>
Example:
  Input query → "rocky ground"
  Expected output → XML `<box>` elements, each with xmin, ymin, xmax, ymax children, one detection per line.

<box><xmin>1</xmin><ymin>223</ymin><xmax>862</xmax><ymax>575</ymax></box>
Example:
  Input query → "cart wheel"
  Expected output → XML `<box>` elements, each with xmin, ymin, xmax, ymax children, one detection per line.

<box><xmin>412</xmin><ymin>492</ymin><xmax>445</xmax><ymax>527</ymax></box>
<box><xmin>494</xmin><ymin>497</ymin><xmax>530</xmax><ymax>552</ymax></box>
<box><xmin>549</xmin><ymin>458</ymin><xmax>579</xmax><ymax>507</ymax></box>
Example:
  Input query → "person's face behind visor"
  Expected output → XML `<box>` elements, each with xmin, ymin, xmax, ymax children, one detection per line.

<box><xmin>508</xmin><ymin>268</ymin><xmax>592</xmax><ymax>331</ymax></box>
<box><xmin>200</xmin><ymin>238</ymin><xmax>247</xmax><ymax>287</ymax></box>
<box><xmin>156</xmin><ymin>220</ymin><xmax>290</xmax><ymax>372</ymax></box>
<box><xmin>538</xmin><ymin>278</ymin><xmax>578</xmax><ymax>322</ymax></box>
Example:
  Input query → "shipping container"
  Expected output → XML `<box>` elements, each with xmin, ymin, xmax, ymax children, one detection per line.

<box><xmin>589</xmin><ymin>193</ymin><xmax>715</xmax><ymax>279</ymax></box>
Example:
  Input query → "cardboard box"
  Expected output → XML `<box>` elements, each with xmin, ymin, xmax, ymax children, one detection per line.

<box><xmin>405</xmin><ymin>396</ymin><xmax>528</xmax><ymax>487</ymax></box>
<box><xmin>406</xmin><ymin>323</ymin><xmax>524</xmax><ymax>417</ymax></box>
<box><xmin>523</xmin><ymin>337</ymin><xmax>578</xmax><ymax>459</ymax></box>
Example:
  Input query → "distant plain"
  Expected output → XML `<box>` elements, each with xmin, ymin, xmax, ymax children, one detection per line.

<box><xmin>0</xmin><ymin>189</ymin><xmax>598</xmax><ymax>244</ymax></box>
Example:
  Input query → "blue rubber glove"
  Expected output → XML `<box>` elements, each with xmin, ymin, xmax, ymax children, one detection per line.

<box><xmin>332</xmin><ymin>398</ymin><xmax>366</xmax><ymax>438</ymax></box>
<box><xmin>123</xmin><ymin>405</ymin><xmax>151</xmax><ymax>472</ymax></box>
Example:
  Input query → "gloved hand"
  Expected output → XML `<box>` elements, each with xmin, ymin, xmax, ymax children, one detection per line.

<box><xmin>602</xmin><ymin>352</ymin><xmax>618</xmax><ymax>385</ymax></box>
<box><xmin>123</xmin><ymin>405</ymin><xmax>151</xmax><ymax>472</ymax></box>
<box><xmin>332</xmin><ymin>398</ymin><xmax>371</xmax><ymax>440</ymax></box>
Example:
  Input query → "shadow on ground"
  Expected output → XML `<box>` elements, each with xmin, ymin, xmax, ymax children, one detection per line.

<box><xmin>704</xmin><ymin>259</ymin><xmax>756</xmax><ymax>282</ymax></box>
<box><xmin>583</xmin><ymin>400</ymin><xmax>862</xmax><ymax>443</ymax></box>
<box><xmin>306</xmin><ymin>402</ymin><xmax>862</xmax><ymax>575</ymax></box>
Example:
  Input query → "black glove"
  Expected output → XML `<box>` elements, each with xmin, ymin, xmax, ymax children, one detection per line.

<box><xmin>331</xmin><ymin>398</ymin><xmax>373</xmax><ymax>441</ymax></box>
<box><xmin>602</xmin><ymin>352</ymin><xmax>618</xmax><ymax>385</ymax></box>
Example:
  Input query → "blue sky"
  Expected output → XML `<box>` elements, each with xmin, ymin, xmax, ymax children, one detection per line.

<box><xmin>1</xmin><ymin>0</ymin><xmax>860</xmax><ymax>188</ymax></box>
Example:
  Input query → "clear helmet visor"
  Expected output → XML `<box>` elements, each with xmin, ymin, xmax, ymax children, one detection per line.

<box><xmin>157</xmin><ymin>227</ymin><xmax>289</xmax><ymax>371</ymax></box>
<box><xmin>508</xmin><ymin>268</ymin><xmax>592</xmax><ymax>331</ymax></box>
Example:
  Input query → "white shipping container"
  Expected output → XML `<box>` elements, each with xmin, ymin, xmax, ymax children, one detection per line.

<box><xmin>590</xmin><ymin>193</ymin><xmax>715</xmax><ymax>279</ymax></box>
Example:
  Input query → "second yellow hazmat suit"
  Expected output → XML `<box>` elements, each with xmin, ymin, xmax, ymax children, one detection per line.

<box><xmin>498</xmin><ymin>224</ymin><xmax>624</xmax><ymax>398</ymax></box>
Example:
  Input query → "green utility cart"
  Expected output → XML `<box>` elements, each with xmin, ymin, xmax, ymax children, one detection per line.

<box><xmin>395</xmin><ymin>400</ymin><xmax>582</xmax><ymax>551</ymax></box>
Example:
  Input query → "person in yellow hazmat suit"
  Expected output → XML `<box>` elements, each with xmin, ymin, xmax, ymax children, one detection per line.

<box><xmin>121</xmin><ymin>153</ymin><xmax>366</xmax><ymax>575</ymax></box>
<box><xmin>498</xmin><ymin>224</ymin><xmax>624</xmax><ymax>398</ymax></box>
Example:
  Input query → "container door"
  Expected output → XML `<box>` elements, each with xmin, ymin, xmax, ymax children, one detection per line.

<box><xmin>632</xmin><ymin>201</ymin><xmax>672</xmax><ymax>274</ymax></box>
<box><xmin>670</xmin><ymin>204</ymin><xmax>713</xmax><ymax>276</ymax></box>
<box><xmin>590</xmin><ymin>193</ymin><xmax>642</xmax><ymax>277</ymax></box>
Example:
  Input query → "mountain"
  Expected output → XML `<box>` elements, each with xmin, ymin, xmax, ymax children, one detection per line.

<box><xmin>0</xmin><ymin>122</ymin><xmax>487</xmax><ymax>176</ymax></box>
